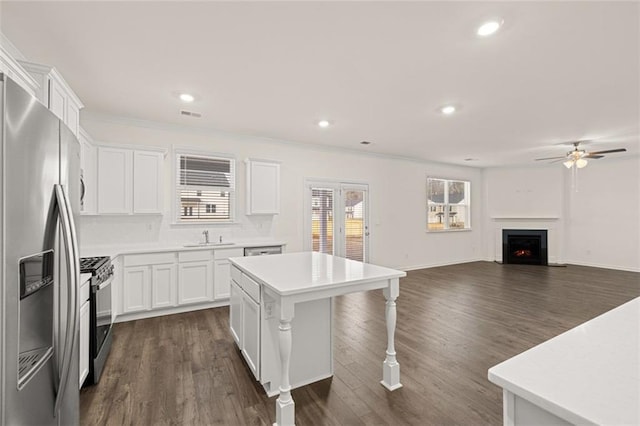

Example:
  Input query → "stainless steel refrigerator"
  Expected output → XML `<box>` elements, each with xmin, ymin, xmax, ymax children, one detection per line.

<box><xmin>0</xmin><ymin>74</ymin><xmax>81</xmax><ymax>424</ymax></box>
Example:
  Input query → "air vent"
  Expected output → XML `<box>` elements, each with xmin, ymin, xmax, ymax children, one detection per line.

<box><xmin>180</xmin><ymin>110</ymin><xmax>202</xmax><ymax>118</ymax></box>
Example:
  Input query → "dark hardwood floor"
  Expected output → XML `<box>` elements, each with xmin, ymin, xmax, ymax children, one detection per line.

<box><xmin>80</xmin><ymin>262</ymin><xmax>639</xmax><ymax>425</ymax></box>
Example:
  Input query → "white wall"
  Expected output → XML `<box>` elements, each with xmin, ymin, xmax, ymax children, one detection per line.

<box><xmin>483</xmin><ymin>158</ymin><xmax>640</xmax><ymax>272</ymax></box>
<box><xmin>564</xmin><ymin>156</ymin><xmax>640</xmax><ymax>271</ymax></box>
<box><xmin>80</xmin><ymin>116</ymin><xmax>484</xmax><ymax>270</ymax></box>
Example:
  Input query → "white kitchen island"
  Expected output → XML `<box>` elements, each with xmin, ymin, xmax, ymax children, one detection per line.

<box><xmin>488</xmin><ymin>297</ymin><xmax>640</xmax><ymax>426</ymax></box>
<box><xmin>229</xmin><ymin>252</ymin><xmax>406</xmax><ymax>426</ymax></box>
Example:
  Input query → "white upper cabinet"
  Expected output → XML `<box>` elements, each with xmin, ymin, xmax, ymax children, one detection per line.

<box><xmin>245</xmin><ymin>159</ymin><xmax>280</xmax><ymax>215</ymax></box>
<box><xmin>97</xmin><ymin>146</ymin><xmax>164</xmax><ymax>215</ymax></box>
<box><xmin>18</xmin><ymin>60</ymin><xmax>83</xmax><ymax>137</ymax></box>
<box><xmin>133</xmin><ymin>150</ymin><xmax>164</xmax><ymax>214</ymax></box>
<box><xmin>98</xmin><ymin>147</ymin><xmax>133</xmax><ymax>214</ymax></box>
<box><xmin>79</xmin><ymin>128</ymin><xmax>97</xmax><ymax>215</ymax></box>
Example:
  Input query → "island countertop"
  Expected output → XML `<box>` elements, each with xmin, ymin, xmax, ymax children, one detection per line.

<box><xmin>488</xmin><ymin>296</ymin><xmax>640</xmax><ymax>425</ymax></box>
<box><xmin>229</xmin><ymin>251</ymin><xmax>406</xmax><ymax>296</ymax></box>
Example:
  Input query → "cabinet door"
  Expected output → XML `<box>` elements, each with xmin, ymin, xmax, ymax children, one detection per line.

<box><xmin>241</xmin><ymin>294</ymin><xmax>260</xmax><ymax>379</ymax></box>
<box><xmin>246</xmin><ymin>160</ymin><xmax>280</xmax><ymax>215</ymax></box>
<box><xmin>213</xmin><ymin>259</ymin><xmax>232</xmax><ymax>300</ymax></box>
<box><xmin>123</xmin><ymin>266</ymin><xmax>151</xmax><ymax>313</ymax></box>
<box><xmin>79</xmin><ymin>131</ymin><xmax>97</xmax><ymax>215</ymax></box>
<box><xmin>178</xmin><ymin>261</ymin><xmax>213</xmax><ymax>305</ymax></box>
<box><xmin>229</xmin><ymin>280</ymin><xmax>243</xmax><ymax>346</ymax></box>
<box><xmin>48</xmin><ymin>78</ymin><xmax>66</xmax><ymax>121</ymax></box>
<box><xmin>98</xmin><ymin>147</ymin><xmax>132</xmax><ymax>214</ymax></box>
<box><xmin>79</xmin><ymin>300</ymin><xmax>90</xmax><ymax>388</ymax></box>
<box><xmin>151</xmin><ymin>263</ymin><xmax>177</xmax><ymax>309</ymax></box>
<box><xmin>133</xmin><ymin>150</ymin><xmax>164</xmax><ymax>214</ymax></box>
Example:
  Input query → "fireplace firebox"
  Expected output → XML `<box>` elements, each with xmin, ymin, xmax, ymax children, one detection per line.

<box><xmin>502</xmin><ymin>229</ymin><xmax>548</xmax><ymax>265</ymax></box>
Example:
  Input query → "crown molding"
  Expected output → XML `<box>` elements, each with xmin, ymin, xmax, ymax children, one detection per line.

<box><xmin>81</xmin><ymin>110</ymin><xmax>482</xmax><ymax>171</ymax></box>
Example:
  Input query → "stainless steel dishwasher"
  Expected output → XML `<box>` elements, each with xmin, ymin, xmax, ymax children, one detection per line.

<box><xmin>244</xmin><ymin>246</ymin><xmax>282</xmax><ymax>256</ymax></box>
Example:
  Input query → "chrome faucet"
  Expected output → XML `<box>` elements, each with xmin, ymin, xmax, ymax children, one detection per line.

<box><xmin>203</xmin><ymin>230</ymin><xmax>209</xmax><ymax>244</ymax></box>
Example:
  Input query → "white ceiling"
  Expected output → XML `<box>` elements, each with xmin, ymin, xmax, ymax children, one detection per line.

<box><xmin>1</xmin><ymin>1</ymin><xmax>638</xmax><ymax>167</ymax></box>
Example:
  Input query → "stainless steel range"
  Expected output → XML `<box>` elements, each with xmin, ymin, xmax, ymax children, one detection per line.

<box><xmin>80</xmin><ymin>256</ymin><xmax>114</xmax><ymax>385</ymax></box>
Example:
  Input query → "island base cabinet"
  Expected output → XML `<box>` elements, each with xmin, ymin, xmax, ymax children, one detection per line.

<box><xmin>503</xmin><ymin>391</ymin><xmax>572</xmax><ymax>426</ymax></box>
<box><xmin>229</xmin><ymin>281</ymin><xmax>243</xmax><ymax>345</ymax></box>
<box><xmin>242</xmin><ymin>295</ymin><xmax>260</xmax><ymax>379</ymax></box>
<box><xmin>260</xmin><ymin>298</ymin><xmax>332</xmax><ymax>397</ymax></box>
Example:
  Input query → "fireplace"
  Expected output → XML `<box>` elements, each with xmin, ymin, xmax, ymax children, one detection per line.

<box><xmin>502</xmin><ymin>229</ymin><xmax>548</xmax><ymax>265</ymax></box>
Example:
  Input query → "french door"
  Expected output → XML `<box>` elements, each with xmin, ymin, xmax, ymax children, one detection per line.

<box><xmin>304</xmin><ymin>181</ymin><xmax>369</xmax><ymax>262</ymax></box>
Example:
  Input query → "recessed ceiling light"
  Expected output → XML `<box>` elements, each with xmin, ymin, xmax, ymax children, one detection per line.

<box><xmin>179</xmin><ymin>93</ymin><xmax>195</xmax><ymax>103</ymax></box>
<box><xmin>441</xmin><ymin>105</ymin><xmax>456</xmax><ymax>115</ymax></box>
<box><xmin>477</xmin><ymin>20</ymin><xmax>502</xmax><ymax>37</ymax></box>
<box><xmin>317</xmin><ymin>120</ymin><xmax>331</xmax><ymax>128</ymax></box>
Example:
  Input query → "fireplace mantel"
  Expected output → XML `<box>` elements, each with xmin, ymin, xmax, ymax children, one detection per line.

<box><xmin>491</xmin><ymin>217</ymin><xmax>563</xmax><ymax>265</ymax></box>
<box><xmin>491</xmin><ymin>216</ymin><xmax>560</xmax><ymax>221</ymax></box>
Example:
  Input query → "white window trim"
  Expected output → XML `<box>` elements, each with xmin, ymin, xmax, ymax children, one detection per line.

<box><xmin>172</xmin><ymin>148</ymin><xmax>238</xmax><ymax>226</ymax></box>
<box><xmin>426</xmin><ymin>177</ymin><xmax>471</xmax><ymax>232</ymax></box>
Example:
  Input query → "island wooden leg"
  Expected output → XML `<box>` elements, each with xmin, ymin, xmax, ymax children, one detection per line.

<box><xmin>274</xmin><ymin>316</ymin><xmax>295</xmax><ymax>426</ymax></box>
<box><xmin>381</xmin><ymin>278</ymin><xmax>402</xmax><ymax>391</ymax></box>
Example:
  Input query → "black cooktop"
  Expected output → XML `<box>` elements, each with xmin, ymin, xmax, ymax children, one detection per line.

<box><xmin>80</xmin><ymin>256</ymin><xmax>110</xmax><ymax>273</ymax></box>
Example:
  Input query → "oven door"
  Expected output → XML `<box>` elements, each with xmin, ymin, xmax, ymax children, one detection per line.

<box><xmin>92</xmin><ymin>275</ymin><xmax>112</xmax><ymax>355</ymax></box>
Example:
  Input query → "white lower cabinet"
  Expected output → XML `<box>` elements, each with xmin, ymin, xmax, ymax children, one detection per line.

<box><xmin>178</xmin><ymin>261</ymin><xmax>212</xmax><ymax>305</ymax></box>
<box><xmin>229</xmin><ymin>264</ymin><xmax>332</xmax><ymax>396</ymax></box>
<box><xmin>151</xmin><ymin>263</ymin><xmax>177</xmax><ymax>308</ymax></box>
<box><xmin>122</xmin><ymin>266</ymin><xmax>151</xmax><ymax>313</ymax></box>
<box><xmin>213</xmin><ymin>247</ymin><xmax>244</xmax><ymax>300</ymax></box>
<box><xmin>241</xmin><ymin>281</ymin><xmax>260</xmax><ymax>378</ymax></box>
<box><xmin>229</xmin><ymin>281</ymin><xmax>243</xmax><ymax>345</ymax></box>
<box><xmin>78</xmin><ymin>279</ymin><xmax>90</xmax><ymax>388</ymax></box>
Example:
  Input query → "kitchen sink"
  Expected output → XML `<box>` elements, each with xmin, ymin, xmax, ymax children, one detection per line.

<box><xmin>183</xmin><ymin>242</ymin><xmax>236</xmax><ymax>248</ymax></box>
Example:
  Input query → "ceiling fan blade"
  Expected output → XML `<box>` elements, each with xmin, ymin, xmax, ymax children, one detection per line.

<box><xmin>549</xmin><ymin>158</ymin><xmax>568</xmax><ymax>164</ymax></box>
<box><xmin>586</xmin><ymin>148</ymin><xmax>627</xmax><ymax>155</ymax></box>
<box><xmin>584</xmin><ymin>154</ymin><xmax>604</xmax><ymax>159</ymax></box>
<box><xmin>534</xmin><ymin>156</ymin><xmax>566</xmax><ymax>161</ymax></box>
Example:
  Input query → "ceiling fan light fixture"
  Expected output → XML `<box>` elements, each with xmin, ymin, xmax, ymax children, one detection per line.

<box><xmin>563</xmin><ymin>160</ymin><xmax>574</xmax><ymax>169</ymax></box>
<box><xmin>576</xmin><ymin>158</ymin><xmax>588</xmax><ymax>169</ymax></box>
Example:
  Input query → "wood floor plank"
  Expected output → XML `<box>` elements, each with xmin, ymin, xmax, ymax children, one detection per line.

<box><xmin>81</xmin><ymin>262</ymin><xmax>639</xmax><ymax>425</ymax></box>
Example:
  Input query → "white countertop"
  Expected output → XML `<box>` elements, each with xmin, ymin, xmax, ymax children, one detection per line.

<box><xmin>80</xmin><ymin>240</ymin><xmax>287</xmax><ymax>259</ymax></box>
<box><xmin>488</xmin><ymin>297</ymin><xmax>640</xmax><ymax>425</ymax></box>
<box><xmin>230</xmin><ymin>251</ymin><xmax>406</xmax><ymax>296</ymax></box>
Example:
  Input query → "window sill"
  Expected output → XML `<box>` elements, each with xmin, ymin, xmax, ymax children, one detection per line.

<box><xmin>426</xmin><ymin>228</ymin><xmax>472</xmax><ymax>233</ymax></box>
<box><xmin>170</xmin><ymin>221</ymin><xmax>242</xmax><ymax>227</ymax></box>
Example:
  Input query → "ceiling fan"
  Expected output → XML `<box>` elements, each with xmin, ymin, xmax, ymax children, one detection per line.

<box><xmin>535</xmin><ymin>141</ymin><xmax>627</xmax><ymax>169</ymax></box>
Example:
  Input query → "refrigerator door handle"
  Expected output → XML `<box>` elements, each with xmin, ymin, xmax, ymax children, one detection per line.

<box><xmin>45</xmin><ymin>184</ymin><xmax>80</xmax><ymax>417</ymax></box>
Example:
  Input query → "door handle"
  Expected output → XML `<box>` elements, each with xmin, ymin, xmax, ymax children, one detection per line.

<box><xmin>45</xmin><ymin>184</ymin><xmax>79</xmax><ymax>417</ymax></box>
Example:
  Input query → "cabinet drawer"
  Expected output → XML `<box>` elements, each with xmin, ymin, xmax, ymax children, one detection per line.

<box><xmin>231</xmin><ymin>265</ymin><xmax>242</xmax><ymax>284</ymax></box>
<box><xmin>178</xmin><ymin>250</ymin><xmax>212</xmax><ymax>263</ymax></box>
<box><xmin>213</xmin><ymin>247</ymin><xmax>244</xmax><ymax>260</ymax></box>
<box><xmin>124</xmin><ymin>252</ymin><xmax>176</xmax><ymax>267</ymax></box>
<box><xmin>242</xmin><ymin>273</ymin><xmax>261</xmax><ymax>303</ymax></box>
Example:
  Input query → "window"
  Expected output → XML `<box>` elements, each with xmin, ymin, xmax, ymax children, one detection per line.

<box><xmin>175</xmin><ymin>152</ymin><xmax>235</xmax><ymax>223</ymax></box>
<box><xmin>427</xmin><ymin>178</ymin><xmax>470</xmax><ymax>231</ymax></box>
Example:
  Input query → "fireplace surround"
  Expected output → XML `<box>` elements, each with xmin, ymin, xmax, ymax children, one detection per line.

<box><xmin>502</xmin><ymin>229</ymin><xmax>548</xmax><ymax>265</ymax></box>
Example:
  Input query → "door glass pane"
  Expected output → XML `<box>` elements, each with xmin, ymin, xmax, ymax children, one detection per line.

<box><xmin>311</xmin><ymin>188</ymin><xmax>333</xmax><ymax>255</ymax></box>
<box><xmin>344</xmin><ymin>190</ymin><xmax>365</xmax><ymax>261</ymax></box>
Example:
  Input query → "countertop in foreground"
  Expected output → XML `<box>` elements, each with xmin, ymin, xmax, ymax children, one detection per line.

<box><xmin>488</xmin><ymin>297</ymin><xmax>640</xmax><ymax>425</ymax></box>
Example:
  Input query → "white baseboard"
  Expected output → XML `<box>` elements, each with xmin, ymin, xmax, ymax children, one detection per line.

<box><xmin>115</xmin><ymin>299</ymin><xmax>230</xmax><ymax>323</ymax></box>
<box><xmin>562</xmin><ymin>260</ymin><xmax>640</xmax><ymax>273</ymax></box>
<box><xmin>399</xmin><ymin>257</ymin><xmax>486</xmax><ymax>272</ymax></box>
